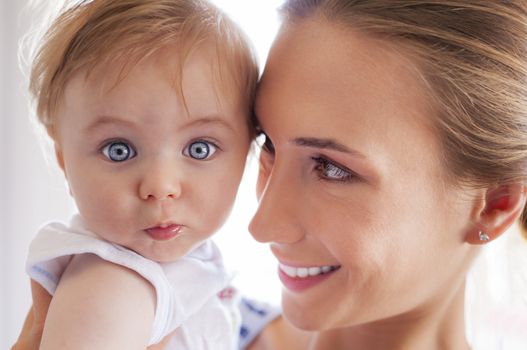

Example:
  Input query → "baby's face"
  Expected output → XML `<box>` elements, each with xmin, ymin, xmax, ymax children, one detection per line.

<box><xmin>53</xmin><ymin>47</ymin><xmax>251</xmax><ymax>262</ymax></box>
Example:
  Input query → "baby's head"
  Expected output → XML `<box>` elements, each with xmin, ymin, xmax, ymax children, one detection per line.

<box><xmin>30</xmin><ymin>0</ymin><xmax>258</xmax><ymax>262</ymax></box>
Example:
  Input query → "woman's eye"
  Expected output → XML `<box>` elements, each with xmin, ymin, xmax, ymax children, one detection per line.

<box><xmin>313</xmin><ymin>157</ymin><xmax>355</xmax><ymax>182</ymax></box>
<box><xmin>102</xmin><ymin>141</ymin><xmax>136</xmax><ymax>162</ymax></box>
<box><xmin>184</xmin><ymin>140</ymin><xmax>217</xmax><ymax>160</ymax></box>
<box><xmin>258</xmin><ymin>132</ymin><xmax>275</xmax><ymax>155</ymax></box>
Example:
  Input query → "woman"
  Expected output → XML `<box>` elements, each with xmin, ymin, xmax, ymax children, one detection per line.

<box><xmin>13</xmin><ymin>0</ymin><xmax>527</xmax><ymax>349</ymax></box>
<box><xmin>247</xmin><ymin>1</ymin><xmax>527</xmax><ymax>349</ymax></box>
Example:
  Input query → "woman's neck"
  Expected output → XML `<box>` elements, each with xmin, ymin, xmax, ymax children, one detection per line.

<box><xmin>308</xmin><ymin>279</ymin><xmax>471</xmax><ymax>350</ymax></box>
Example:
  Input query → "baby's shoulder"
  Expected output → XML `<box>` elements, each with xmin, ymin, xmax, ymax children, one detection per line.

<box><xmin>65</xmin><ymin>253</ymin><xmax>156</xmax><ymax>299</ymax></box>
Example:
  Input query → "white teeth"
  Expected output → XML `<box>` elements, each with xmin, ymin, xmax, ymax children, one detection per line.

<box><xmin>308</xmin><ymin>267</ymin><xmax>321</xmax><ymax>276</ymax></box>
<box><xmin>281</xmin><ymin>264</ymin><xmax>297</xmax><ymax>278</ymax></box>
<box><xmin>280</xmin><ymin>263</ymin><xmax>339</xmax><ymax>279</ymax></box>
<box><xmin>297</xmin><ymin>267</ymin><xmax>308</xmax><ymax>278</ymax></box>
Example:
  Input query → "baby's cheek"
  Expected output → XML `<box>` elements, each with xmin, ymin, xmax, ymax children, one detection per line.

<box><xmin>78</xmin><ymin>194</ymin><xmax>129</xmax><ymax>232</ymax></box>
<box><xmin>203</xmin><ymin>187</ymin><xmax>238</xmax><ymax>230</ymax></box>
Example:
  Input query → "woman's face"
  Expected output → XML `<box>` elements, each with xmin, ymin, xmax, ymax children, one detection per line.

<box><xmin>249</xmin><ymin>19</ymin><xmax>479</xmax><ymax>330</ymax></box>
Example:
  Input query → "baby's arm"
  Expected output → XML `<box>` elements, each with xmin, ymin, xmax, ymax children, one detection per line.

<box><xmin>39</xmin><ymin>253</ymin><xmax>156</xmax><ymax>350</ymax></box>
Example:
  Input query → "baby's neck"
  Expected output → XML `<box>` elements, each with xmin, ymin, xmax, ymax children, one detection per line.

<box><xmin>309</xmin><ymin>279</ymin><xmax>470</xmax><ymax>350</ymax></box>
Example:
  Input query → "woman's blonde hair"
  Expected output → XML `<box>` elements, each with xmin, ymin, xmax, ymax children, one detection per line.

<box><xmin>30</xmin><ymin>0</ymin><xmax>258</xmax><ymax>138</ymax></box>
<box><xmin>281</xmin><ymin>0</ymin><xmax>527</xmax><ymax>237</ymax></box>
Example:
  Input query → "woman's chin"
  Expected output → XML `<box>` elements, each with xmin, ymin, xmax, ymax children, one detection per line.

<box><xmin>281</xmin><ymin>294</ymin><xmax>332</xmax><ymax>331</ymax></box>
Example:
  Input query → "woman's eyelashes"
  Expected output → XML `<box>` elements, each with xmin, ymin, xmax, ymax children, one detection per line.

<box><xmin>259</xmin><ymin>132</ymin><xmax>275</xmax><ymax>156</ymax></box>
<box><xmin>101</xmin><ymin>140</ymin><xmax>136</xmax><ymax>162</ymax></box>
<box><xmin>257</xmin><ymin>132</ymin><xmax>356</xmax><ymax>183</ymax></box>
<box><xmin>258</xmin><ymin>133</ymin><xmax>275</xmax><ymax>173</ymax></box>
<box><xmin>183</xmin><ymin>139</ymin><xmax>218</xmax><ymax>160</ymax></box>
<box><xmin>312</xmin><ymin>156</ymin><xmax>356</xmax><ymax>182</ymax></box>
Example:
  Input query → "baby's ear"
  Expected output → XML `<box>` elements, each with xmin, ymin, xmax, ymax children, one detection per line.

<box><xmin>466</xmin><ymin>183</ymin><xmax>526</xmax><ymax>244</ymax></box>
<box><xmin>54</xmin><ymin>142</ymin><xmax>66</xmax><ymax>175</ymax></box>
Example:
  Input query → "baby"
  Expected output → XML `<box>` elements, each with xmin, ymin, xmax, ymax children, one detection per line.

<box><xmin>25</xmin><ymin>0</ymin><xmax>258</xmax><ymax>349</ymax></box>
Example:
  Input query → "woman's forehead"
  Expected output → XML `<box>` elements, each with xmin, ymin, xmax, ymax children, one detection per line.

<box><xmin>256</xmin><ymin>18</ymin><xmax>444</xmax><ymax>179</ymax></box>
<box><xmin>257</xmin><ymin>19</ymin><xmax>434</xmax><ymax>128</ymax></box>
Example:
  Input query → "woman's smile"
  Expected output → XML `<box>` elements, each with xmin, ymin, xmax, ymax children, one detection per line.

<box><xmin>278</xmin><ymin>262</ymin><xmax>341</xmax><ymax>292</ymax></box>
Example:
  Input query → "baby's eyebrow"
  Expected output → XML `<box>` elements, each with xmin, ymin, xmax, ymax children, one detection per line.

<box><xmin>83</xmin><ymin>114</ymin><xmax>235</xmax><ymax>134</ymax></box>
<box><xmin>181</xmin><ymin>115</ymin><xmax>235</xmax><ymax>132</ymax></box>
<box><xmin>83</xmin><ymin>115</ymin><xmax>135</xmax><ymax>134</ymax></box>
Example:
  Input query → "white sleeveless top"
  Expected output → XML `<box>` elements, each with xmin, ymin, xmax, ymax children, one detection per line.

<box><xmin>27</xmin><ymin>214</ymin><xmax>239</xmax><ymax>349</ymax></box>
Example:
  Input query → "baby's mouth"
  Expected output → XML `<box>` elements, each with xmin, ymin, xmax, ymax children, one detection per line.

<box><xmin>145</xmin><ymin>223</ymin><xmax>182</xmax><ymax>240</ymax></box>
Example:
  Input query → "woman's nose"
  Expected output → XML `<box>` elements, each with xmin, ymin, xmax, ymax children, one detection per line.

<box><xmin>248</xmin><ymin>160</ymin><xmax>304</xmax><ymax>244</ymax></box>
<box><xmin>138</xmin><ymin>158</ymin><xmax>182</xmax><ymax>201</ymax></box>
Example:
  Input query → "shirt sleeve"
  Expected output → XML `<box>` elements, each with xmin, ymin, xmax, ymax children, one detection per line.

<box><xmin>237</xmin><ymin>297</ymin><xmax>281</xmax><ymax>350</ymax></box>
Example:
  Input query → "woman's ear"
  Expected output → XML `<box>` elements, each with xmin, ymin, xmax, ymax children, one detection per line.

<box><xmin>466</xmin><ymin>183</ymin><xmax>526</xmax><ymax>244</ymax></box>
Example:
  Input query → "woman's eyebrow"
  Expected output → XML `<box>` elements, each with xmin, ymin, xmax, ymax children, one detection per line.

<box><xmin>292</xmin><ymin>137</ymin><xmax>365</xmax><ymax>158</ymax></box>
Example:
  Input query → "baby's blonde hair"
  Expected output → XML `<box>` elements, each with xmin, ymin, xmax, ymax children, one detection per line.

<box><xmin>30</xmin><ymin>0</ymin><xmax>259</xmax><ymax>138</ymax></box>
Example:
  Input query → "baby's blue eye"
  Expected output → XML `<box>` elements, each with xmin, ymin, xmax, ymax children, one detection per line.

<box><xmin>102</xmin><ymin>141</ymin><xmax>136</xmax><ymax>162</ymax></box>
<box><xmin>184</xmin><ymin>140</ymin><xmax>217</xmax><ymax>160</ymax></box>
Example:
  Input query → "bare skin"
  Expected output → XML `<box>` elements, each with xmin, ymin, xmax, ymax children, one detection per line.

<box><xmin>247</xmin><ymin>282</ymin><xmax>469</xmax><ymax>350</ymax></box>
<box><xmin>11</xmin><ymin>281</ymin><xmax>172</xmax><ymax>350</ymax></box>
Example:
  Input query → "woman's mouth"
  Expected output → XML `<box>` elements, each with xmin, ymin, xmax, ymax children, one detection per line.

<box><xmin>278</xmin><ymin>263</ymin><xmax>341</xmax><ymax>292</ymax></box>
<box><xmin>145</xmin><ymin>223</ymin><xmax>182</xmax><ymax>241</ymax></box>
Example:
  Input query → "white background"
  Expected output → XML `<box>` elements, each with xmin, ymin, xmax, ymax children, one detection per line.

<box><xmin>0</xmin><ymin>1</ymin><xmax>284</xmax><ymax>347</ymax></box>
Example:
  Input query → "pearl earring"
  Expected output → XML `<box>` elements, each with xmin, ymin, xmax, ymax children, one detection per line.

<box><xmin>478</xmin><ymin>231</ymin><xmax>490</xmax><ymax>242</ymax></box>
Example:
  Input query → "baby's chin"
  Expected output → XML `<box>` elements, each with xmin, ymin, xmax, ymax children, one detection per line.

<box><xmin>130</xmin><ymin>245</ymin><xmax>188</xmax><ymax>263</ymax></box>
<box><xmin>131</xmin><ymin>238</ymin><xmax>206</xmax><ymax>263</ymax></box>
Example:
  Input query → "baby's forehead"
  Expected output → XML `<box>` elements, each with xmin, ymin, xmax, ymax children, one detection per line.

<box><xmin>57</xmin><ymin>48</ymin><xmax>248</xmax><ymax>136</ymax></box>
<box><xmin>77</xmin><ymin>44</ymin><xmax>245</xmax><ymax>111</ymax></box>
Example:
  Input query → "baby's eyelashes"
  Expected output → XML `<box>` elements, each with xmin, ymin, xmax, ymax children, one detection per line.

<box><xmin>101</xmin><ymin>140</ymin><xmax>136</xmax><ymax>162</ymax></box>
